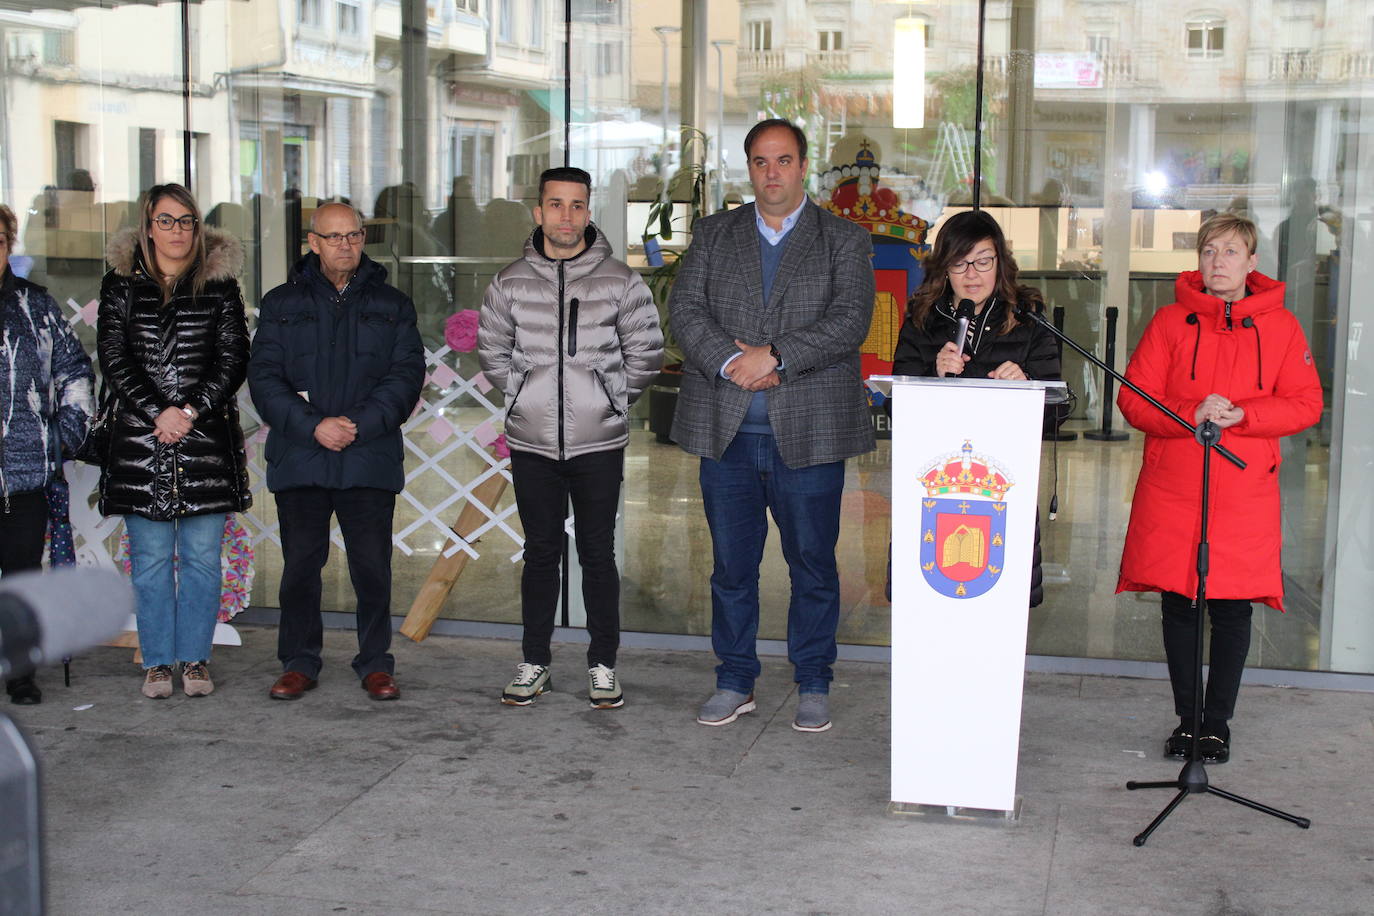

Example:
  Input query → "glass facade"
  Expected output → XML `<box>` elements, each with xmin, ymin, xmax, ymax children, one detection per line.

<box><xmin>3</xmin><ymin>0</ymin><xmax>1371</xmax><ymax>675</ymax></box>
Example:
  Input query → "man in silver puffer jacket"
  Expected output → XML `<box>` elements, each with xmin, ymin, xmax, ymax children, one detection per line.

<box><xmin>478</xmin><ymin>167</ymin><xmax>662</xmax><ymax>711</ymax></box>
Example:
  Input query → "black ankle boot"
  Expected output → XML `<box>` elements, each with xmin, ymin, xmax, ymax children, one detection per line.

<box><xmin>6</xmin><ymin>675</ymin><xmax>42</xmax><ymax>705</ymax></box>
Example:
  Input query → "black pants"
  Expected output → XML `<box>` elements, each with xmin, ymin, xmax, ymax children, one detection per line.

<box><xmin>510</xmin><ymin>448</ymin><xmax>623</xmax><ymax>669</ymax></box>
<box><xmin>2</xmin><ymin>489</ymin><xmax>49</xmax><ymax>691</ymax></box>
<box><xmin>275</xmin><ymin>487</ymin><xmax>396</xmax><ymax>680</ymax></box>
<box><xmin>1161</xmin><ymin>590</ymin><xmax>1254</xmax><ymax>724</ymax></box>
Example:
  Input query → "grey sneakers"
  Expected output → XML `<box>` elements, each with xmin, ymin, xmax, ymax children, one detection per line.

<box><xmin>141</xmin><ymin>665</ymin><xmax>174</xmax><ymax>699</ymax></box>
<box><xmin>501</xmin><ymin>663</ymin><xmax>552</xmax><ymax>706</ymax></box>
<box><xmin>181</xmin><ymin>661</ymin><xmax>214</xmax><ymax>697</ymax></box>
<box><xmin>696</xmin><ymin>689</ymin><xmax>756</xmax><ymax>726</ymax></box>
<box><xmin>792</xmin><ymin>693</ymin><xmax>831</xmax><ymax>732</ymax></box>
<box><xmin>588</xmin><ymin>664</ymin><xmax>624</xmax><ymax>709</ymax></box>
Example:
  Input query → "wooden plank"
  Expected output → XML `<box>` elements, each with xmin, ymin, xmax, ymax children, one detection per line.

<box><xmin>400</xmin><ymin>473</ymin><xmax>509</xmax><ymax>643</ymax></box>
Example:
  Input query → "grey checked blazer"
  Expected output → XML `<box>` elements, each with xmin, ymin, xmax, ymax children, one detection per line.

<box><xmin>668</xmin><ymin>199</ymin><xmax>876</xmax><ymax>469</ymax></box>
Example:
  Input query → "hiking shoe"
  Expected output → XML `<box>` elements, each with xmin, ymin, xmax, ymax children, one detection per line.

<box><xmin>141</xmin><ymin>665</ymin><xmax>174</xmax><ymax>699</ymax></box>
<box><xmin>588</xmin><ymin>664</ymin><xmax>624</xmax><ymax>709</ymax></box>
<box><xmin>792</xmin><ymin>693</ymin><xmax>832</xmax><ymax>733</ymax></box>
<box><xmin>501</xmin><ymin>663</ymin><xmax>551</xmax><ymax>706</ymax></box>
<box><xmin>181</xmin><ymin>661</ymin><xmax>214</xmax><ymax>697</ymax></box>
<box><xmin>696</xmin><ymin>689</ymin><xmax>755</xmax><ymax>726</ymax></box>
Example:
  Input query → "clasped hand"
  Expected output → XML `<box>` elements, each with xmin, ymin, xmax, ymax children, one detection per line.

<box><xmin>314</xmin><ymin>416</ymin><xmax>357</xmax><ymax>451</ymax></box>
<box><xmin>1194</xmin><ymin>393</ymin><xmax>1244</xmax><ymax>429</ymax></box>
<box><xmin>154</xmin><ymin>406</ymin><xmax>193</xmax><ymax>445</ymax></box>
<box><xmin>725</xmin><ymin>340</ymin><xmax>780</xmax><ymax>391</ymax></box>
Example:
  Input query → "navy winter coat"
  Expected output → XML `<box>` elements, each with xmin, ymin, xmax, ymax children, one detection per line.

<box><xmin>248</xmin><ymin>253</ymin><xmax>425</xmax><ymax>494</ymax></box>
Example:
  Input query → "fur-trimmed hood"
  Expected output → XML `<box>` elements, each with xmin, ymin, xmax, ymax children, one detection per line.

<box><xmin>105</xmin><ymin>225</ymin><xmax>245</xmax><ymax>281</ymax></box>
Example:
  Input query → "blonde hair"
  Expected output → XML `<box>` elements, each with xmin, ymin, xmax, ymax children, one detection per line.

<box><xmin>1196</xmin><ymin>212</ymin><xmax>1259</xmax><ymax>259</ymax></box>
<box><xmin>139</xmin><ymin>183</ymin><xmax>207</xmax><ymax>302</ymax></box>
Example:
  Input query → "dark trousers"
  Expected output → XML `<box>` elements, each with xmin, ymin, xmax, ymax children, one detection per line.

<box><xmin>2</xmin><ymin>489</ymin><xmax>49</xmax><ymax>691</ymax></box>
<box><xmin>510</xmin><ymin>448</ymin><xmax>624</xmax><ymax>669</ymax></box>
<box><xmin>1161</xmin><ymin>590</ymin><xmax>1254</xmax><ymax>724</ymax></box>
<box><xmin>275</xmin><ymin>487</ymin><xmax>396</xmax><ymax>680</ymax></box>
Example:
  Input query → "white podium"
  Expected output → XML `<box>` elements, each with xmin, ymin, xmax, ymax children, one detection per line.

<box><xmin>871</xmin><ymin>376</ymin><xmax>1067</xmax><ymax>817</ymax></box>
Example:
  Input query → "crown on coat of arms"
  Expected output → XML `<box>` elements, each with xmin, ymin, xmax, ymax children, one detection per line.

<box><xmin>819</xmin><ymin>141</ymin><xmax>930</xmax><ymax>244</ymax></box>
<box><xmin>920</xmin><ymin>440</ymin><xmax>1013</xmax><ymax>500</ymax></box>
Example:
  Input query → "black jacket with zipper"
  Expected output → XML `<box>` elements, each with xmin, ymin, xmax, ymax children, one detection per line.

<box><xmin>97</xmin><ymin>227</ymin><xmax>251</xmax><ymax>520</ymax></box>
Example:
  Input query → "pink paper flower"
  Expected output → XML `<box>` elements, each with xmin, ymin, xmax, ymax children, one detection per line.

<box><xmin>493</xmin><ymin>434</ymin><xmax>510</xmax><ymax>459</ymax></box>
<box><xmin>445</xmin><ymin>309</ymin><xmax>480</xmax><ymax>352</ymax></box>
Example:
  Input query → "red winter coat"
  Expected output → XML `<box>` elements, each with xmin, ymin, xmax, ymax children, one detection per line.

<box><xmin>1116</xmin><ymin>270</ymin><xmax>1321</xmax><ymax>610</ymax></box>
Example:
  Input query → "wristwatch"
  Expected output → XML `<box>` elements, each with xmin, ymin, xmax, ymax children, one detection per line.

<box><xmin>769</xmin><ymin>343</ymin><xmax>782</xmax><ymax>366</ymax></box>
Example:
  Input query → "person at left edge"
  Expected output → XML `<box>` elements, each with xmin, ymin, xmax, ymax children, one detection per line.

<box><xmin>0</xmin><ymin>203</ymin><xmax>94</xmax><ymax>705</ymax></box>
<box><xmin>248</xmin><ymin>202</ymin><xmax>425</xmax><ymax>702</ymax></box>
<box><xmin>478</xmin><ymin>166</ymin><xmax>663</xmax><ymax>710</ymax></box>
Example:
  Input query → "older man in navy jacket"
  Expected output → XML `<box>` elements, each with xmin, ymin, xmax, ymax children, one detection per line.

<box><xmin>249</xmin><ymin>202</ymin><xmax>424</xmax><ymax>702</ymax></box>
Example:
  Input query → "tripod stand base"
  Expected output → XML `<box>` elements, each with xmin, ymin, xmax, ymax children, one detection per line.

<box><xmin>1126</xmin><ymin>758</ymin><xmax>1310</xmax><ymax>846</ymax></box>
<box><xmin>1083</xmin><ymin>430</ymin><xmax>1128</xmax><ymax>441</ymax></box>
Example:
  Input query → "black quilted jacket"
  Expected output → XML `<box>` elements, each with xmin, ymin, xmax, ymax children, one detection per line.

<box><xmin>96</xmin><ymin>227</ymin><xmax>251</xmax><ymax>520</ymax></box>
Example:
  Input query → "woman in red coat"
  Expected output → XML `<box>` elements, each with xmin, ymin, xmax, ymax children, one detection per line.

<box><xmin>1117</xmin><ymin>212</ymin><xmax>1321</xmax><ymax>764</ymax></box>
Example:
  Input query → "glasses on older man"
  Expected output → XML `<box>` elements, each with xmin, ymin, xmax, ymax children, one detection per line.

<box><xmin>153</xmin><ymin>213</ymin><xmax>198</xmax><ymax>231</ymax></box>
<box><xmin>949</xmin><ymin>254</ymin><xmax>996</xmax><ymax>275</ymax></box>
<box><xmin>311</xmin><ymin>230</ymin><xmax>366</xmax><ymax>247</ymax></box>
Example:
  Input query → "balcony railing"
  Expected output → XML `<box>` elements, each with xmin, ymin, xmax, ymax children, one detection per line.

<box><xmin>806</xmin><ymin>49</ymin><xmax>850</xmax><ymax>73</ymax></box>
<box><xmin>738</xmin><ymin>49</ymin><xmax>785</xmax><ymax>75</ymax></box>
<box><xmin>1269</xmin><ymin>50</ymin><xmax>1319</xmax><ymax>81</ymax></box>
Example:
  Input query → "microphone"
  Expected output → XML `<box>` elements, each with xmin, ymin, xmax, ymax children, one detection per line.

<box><xmin>953</xmin><ymin>298</ymin><xmax>976</xmax><ymax>359</ymax></box>
<box><xmin>0</xmin><ymin>569</ymin><xmax>134</xmax><ymax>679</ymax></box>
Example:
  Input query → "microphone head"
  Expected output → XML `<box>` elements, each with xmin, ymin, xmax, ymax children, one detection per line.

<box><xmin>0</xmin><ymin>568</ymin><xmax>133</xmax><ymax>666</ymax></box>
<box><xmin>956</xmin><ymin>298</ymin><xmax>976</xmax><ymax>319</ymax></box>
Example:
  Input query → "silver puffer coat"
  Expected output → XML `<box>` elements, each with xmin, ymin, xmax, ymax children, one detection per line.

<box><xmin>478</xmin><ymin>226</ymin><xmax>663</xmax><ymax>460</ymax></box>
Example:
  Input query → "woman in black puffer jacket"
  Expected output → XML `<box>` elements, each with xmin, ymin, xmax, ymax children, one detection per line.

<box><xmin>891</xmin><ymin>209</ymin><xmax>1060</xmax><ymax>607</ymax></box>
<box><xmin>97</xmin><ymin>183</ymin><xmax>250</xmax><ymax>699</ymax></box>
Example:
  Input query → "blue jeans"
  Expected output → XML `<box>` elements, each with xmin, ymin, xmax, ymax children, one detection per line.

<box><xmin>124</xmin><ymin>513</ymin><xmax>225</xmax><ymax>668</ymax></box>
<box><xmin>699</xmin><ymin>433</ymin><xmax>844</xmax><ymax>695</ymax></box>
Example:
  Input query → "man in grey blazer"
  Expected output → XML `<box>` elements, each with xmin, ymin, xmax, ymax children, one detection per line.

<box><xmin>669</xmin><ymin>118</ymin><xmax>875</xmax><ymax>733</ymax></box>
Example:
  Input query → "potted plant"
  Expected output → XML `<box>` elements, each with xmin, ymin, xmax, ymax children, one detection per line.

<box><xmin>644</xmin><ymin>127</ymin><xmax>711</xmax><ymax>443</ymax></box>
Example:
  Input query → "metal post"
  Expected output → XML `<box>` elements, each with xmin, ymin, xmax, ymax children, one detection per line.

<box><xmin>1044</xmin><ymin>305</ymin><xmax>1078</xmax><ymax>441</ymax></box>
<box><xmin>1084</xmin><ymin>305</ymin><xmax>1130</xmax><ymax>441</ymax></box>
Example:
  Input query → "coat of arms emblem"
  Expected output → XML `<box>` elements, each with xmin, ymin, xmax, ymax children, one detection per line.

<box><xmin>919</xmin><ymin>440</ymin><xmax>1013</xmax><ymax>599</ymax></box>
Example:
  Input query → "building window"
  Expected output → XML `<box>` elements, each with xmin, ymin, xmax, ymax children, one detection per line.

<box><xmin>1087</xmin><ymin>34</ymin><xmax>1110</xmax><ymax>58</ymax></box>
<box><xmin>818</xmin><ymin>30</ymin><xmax>843</xmax><ymax>52</ymax></box>
<box><xmin>1185</xmin><ymin>18</ymin><xmax>1224</xmax><ymax>59</ymax></box>
<box><xmin>337</xmin><ymin>0</ymin><xmax>361</xmax><ymax>36</ymax></box>
<box><xmin>571</xmin><ymin>0</ymin><xmax>619</xmax><ymax>25</ymax></box>
<box><xmin>498</xmin><ymin>0</ymin><xmax>514</xmax><ymax>42</ymax></box>
<box><xmin>298</xmin><ymin>0</ymin><xmax>321</xmax><ymax>27</ymax></box>
<box><xmin>529</xmin><ymin>0</ymin><xmax>543</xmax><ymax>47</ymax></box>
<box><xmin>595</xmin><ymin>41</ymin><xmax>621</xmax><ymax>76</ymax></box>
<box><xmin>53</xmin><ymin>120</ymin><xmax>89</xmax><ymax>185</ymax></box>
<box><xmin>42</xmin><ymin>30</ymin><xmax>74</xmax><ymax>66</ymax></box>
<box><xmin>748</xmin><ymin>20</ymin><xmax>772</xmax><ymax>51</ymax></box>
<box><xmin>455</xmin><ymin>0</ymin><xmax>478</xmax><ymax>12</ymax></box>
<box><xmin>138</xmin><ymin>128</ymin><xmax>157</xmax><ymax>194</ymax></box>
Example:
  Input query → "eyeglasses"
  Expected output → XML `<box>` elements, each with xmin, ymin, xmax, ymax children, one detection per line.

<box><xmin>949</xmin><ymin>255</ymin><xmax>996</xmax><ymax>275</ymax></box>
<box><xmin>312</xmin><ymin>230</ymin><xmax>366</xmax><ymax>247</ymax></box>
<box><xmin>153</xmin><ymin>213</ymin><xmax>198</xmax><ymax>231</ymax></box>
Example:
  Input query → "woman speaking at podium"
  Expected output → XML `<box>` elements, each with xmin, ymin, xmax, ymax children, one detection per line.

<box><xmin>1117</xmin><ymin>213</ymin><xmax>1322</xmax><ymax>764</ymax></box>
<box><xmin>891</xmin><ymin>208</ymin><xmax>1060</xmax><ymax>606</ymax></box>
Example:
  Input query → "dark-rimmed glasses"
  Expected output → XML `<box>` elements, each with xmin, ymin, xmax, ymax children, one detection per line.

<box><xmin>949</xmin><ymin>255</ymin><xmax>996</xmax><ymax>275</ymax></box>
<box><xmin>311</xmin><ymin>230</ymin><xmax>366</xmax><ymax>247</ymax></box>
<box><xmin>153</xmin><ymin>213</ymin><xmax>198</xmax><ymax>231</ymax></box>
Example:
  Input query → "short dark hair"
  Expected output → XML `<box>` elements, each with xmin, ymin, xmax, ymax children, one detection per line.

<box><xmin>743</xmin><ymin>119</ymin><xmax>808</xmax><ymax>162</ymax></box>
<box><xmin>538</xmin><ymin>166</ymin><xmax>592</xmax><ymax>203</ymax></box>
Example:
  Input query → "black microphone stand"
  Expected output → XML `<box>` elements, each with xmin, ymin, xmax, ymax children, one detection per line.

<box><xmin>1015</xmin><ymin>304</ymin><xmax>1311</xmax><ymax>846</ymax></box>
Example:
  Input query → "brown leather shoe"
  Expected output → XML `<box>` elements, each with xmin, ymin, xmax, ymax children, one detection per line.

<box><xmin>269</xmin><ymin>671</ymin><xmax>317</xmax><ymax>700</ymax></box>
<box><xmin>361</xmin><ymin>671</ymin><xmax>400</xmax><ymax>701</ymax></box>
